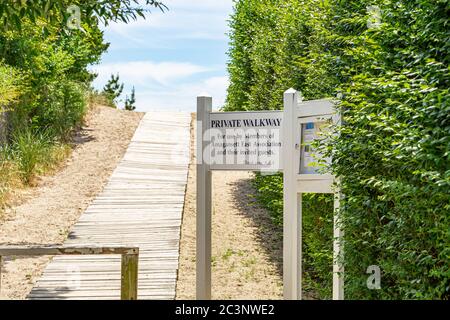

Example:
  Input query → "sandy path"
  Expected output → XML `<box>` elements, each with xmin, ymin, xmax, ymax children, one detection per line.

<box><xmin>176</xmin><ymin>115</ymin><xmax>283</xmax><ymax>300</ymax></box>
<box><xmin>0</xmin><ymin>105</ymin><xmax>143</xmax><ymax>300</ymax></box>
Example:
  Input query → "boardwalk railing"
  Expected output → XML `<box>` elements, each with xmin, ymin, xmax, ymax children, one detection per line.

<box><xmin>0</xmin><ymin>245</ymin><xmax>139</xmax><ymax>300</ymax></box>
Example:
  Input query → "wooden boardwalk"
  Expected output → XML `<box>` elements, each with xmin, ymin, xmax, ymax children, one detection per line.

<box><xmin>28</xmin><ymin>112</ymin><xmax>191</xmax><ymax>300</ymax></box>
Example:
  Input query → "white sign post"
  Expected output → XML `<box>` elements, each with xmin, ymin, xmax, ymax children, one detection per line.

<box><xmin>282</xmin><ymin>89</ymin><xmax>343</xmax><ymax>300</ymax></box>
<box><xmin>196</xmin><ymin>96</ymin><xmax>213</xmax><ymax>300</ymax></box>
<box><xmin>196</xmin><ymin>89</ymin><xmax>343</xmax><ymax>300</ymax></box>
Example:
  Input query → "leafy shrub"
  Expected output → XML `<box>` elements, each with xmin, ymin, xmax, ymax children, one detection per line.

<box><xmin>0</xmin><ymin>18</ymin><xmax>104</xmax><ymax>140</ymax></box>
<box><xmin>0</xmin><ymin>63</ymin><xmax>23</xmax><ymax>108</ymax></box>
<box><xmin>0</xmin><ymin>1</ymin><xmax>162</xmax><ymax>210</ymax></box>
<box><xmin>36</xmin><ymin>80</ymin><xmax>87</xmax><ymax>140</ymax></box>
<box><xmin>228</xmin><ymin>0</ymin><xmax>449</xmax><ymax>299</ymax></box>
<box><xmin>326</xmin><ymin>0</ymin><xmax>450</xmax><ymax>299</ymax></box>
<box><xmin>227</xmin><ymin>0</ymin><xmax>336</xmax><ymax>299</ymax></box>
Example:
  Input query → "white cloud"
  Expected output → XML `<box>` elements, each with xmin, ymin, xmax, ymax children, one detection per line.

<box><xmin>180</xmin><ymin>75</ymin><xmax>229</xmax><ymax>105</ymax></box>
<box><xmin>134</xmin><ymin>76</ymin><xmax>229</xmax><ymax>112</ymax></box>
<box><xmin>92</xmin><ymin>1</ymin><xmax>233</xmax><ymax>112</ymax></box>
<box><xmin>92</xmin><ymin>61</ymin><xmax>210</xmax><ymax>87</ymax></box>
<box><xmin>105</xmin><ymin>0</ymin><xmax>232</xmax><ymax>43</ymax></box>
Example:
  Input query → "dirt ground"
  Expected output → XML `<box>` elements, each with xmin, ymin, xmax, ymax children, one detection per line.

<box><xmin>176</xmin><ymin>115</ymin><xmax>284</xmax><ymax>300</ymax></box>
<box><xmin>0</xmin><ymin>105</ymin><xmax>143</xmax><ymax>300</ymax></box>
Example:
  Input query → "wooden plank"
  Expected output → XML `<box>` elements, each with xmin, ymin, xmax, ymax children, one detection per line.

<box><xmin>27</xmin><ymin>112</ymin><xmax>191</xmax><ymax>300</ymax></box>
<box><xmin>0</xmin><ymin>245</ymin><xmax>138</xmax><ymax>256</ymax></box>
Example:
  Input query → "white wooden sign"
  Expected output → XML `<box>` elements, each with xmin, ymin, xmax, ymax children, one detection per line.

<box><xmin>206</xmin><ymin>111</ymin><xmax>283</xmax><ymax>171</ymax></box>
<box><xmin>196</xmin><ymin>89</ymin><xmax>343</xmax><ymax>301</ymax></box>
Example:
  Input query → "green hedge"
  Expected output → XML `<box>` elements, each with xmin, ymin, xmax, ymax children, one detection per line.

<box><xmin>226</xmin><ymin>0</ymin><xmax>337</xmax><ymax>299</ymax></box>
<box><xmin>327</xmin><ymin>0</ymin><xmax>450</xmax><ymax>299</ymax></box>
<box><xmin>227</xmin><ymin>0</ymin><xmax>449</xmax><ymax>299</ymax></box>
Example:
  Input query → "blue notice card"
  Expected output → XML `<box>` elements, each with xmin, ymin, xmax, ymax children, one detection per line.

<box><xmin>306</xmin><ymin>123</ymin><xmax>315</xmax><ymax>130</ymax></box>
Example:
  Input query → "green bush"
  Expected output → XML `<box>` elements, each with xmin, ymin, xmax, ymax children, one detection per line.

<box><xmin>227</xmin><ymin>0</ymin><xmax>337</xmax><ymax>299</ymax></box>
<box><xmin>0</xmin><ymin>1</ymin><xmax>162</xmax><ymax>207</ymax></box>
<box><xmin>226</xmin><ymin>0</ymin><xmax>337</xmax><ymax>113</ymax></box>
<box><xmin>326</xmin><ymin>0</ymin><xmax>450</xmax><ymax>299</ymax></box>
<box><xmin>36</xmin><ymin>80</ymin><xmax>87</xmax><ymax>140</ymax></box>
<box><xmin>0</xmin><ymin>18</ymin><xmax>105</xmax><ymax>141</ymax></box>
<box><xmin>228</xmin><ymin>0</ymin><xmax>449</xmax><ymax>299</ymax></box>
<box><xmin>0</xmin><ymin>63</ymin><xmax>23</xmax><ymax>108</ymax></box>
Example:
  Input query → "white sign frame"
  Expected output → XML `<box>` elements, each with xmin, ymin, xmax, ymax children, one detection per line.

<box><xmin>282</xmin><ymin>89</ymin><xmax>343</xmax><ymax>300</ymax></box>
<box><xmin>196</xmin><ymin>89</ymin><xmax>343</xmax><ymax>301</ymax></box>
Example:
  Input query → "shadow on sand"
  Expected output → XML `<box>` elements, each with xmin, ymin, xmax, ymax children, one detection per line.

<box><xmin>228</xmin><ymin>175</ymin><xmax>283</xmax><ymax>276</ymax></box>
<box><xmin>228</xmin><ymin>174</ymin><xmax>318</xmax><ymax>300</ymax></box>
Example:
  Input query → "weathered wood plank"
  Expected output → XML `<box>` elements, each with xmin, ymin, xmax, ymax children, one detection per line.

<box><xmin>27</xmin><ymin>112</ymin><xmax>191</xmax><ymax>300</ymax></box>
<box><xmin>0</xmin><ymin>245</ymin><xmax>138</xmax><ymax>256</ymax></box>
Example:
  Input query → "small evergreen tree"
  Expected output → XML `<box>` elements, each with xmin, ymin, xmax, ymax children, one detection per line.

<box><xmin>102</xmin><ymin>74</ymin><xmax>124</xmax><ymax>107</ymax></box>
<box><xmin>124</xmin><ymin>86</ymin><xmax>136</xmax><ymax>111</ymax></box>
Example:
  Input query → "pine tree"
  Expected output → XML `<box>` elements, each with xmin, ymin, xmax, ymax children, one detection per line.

<box><xmin>124</xmin><ymin>86</ymin><xmax>136</xmax><ymax>111</ymax></box>
<box><xmin>102</xmin><ymin>74</ymin><xmax>124</xmax><ymax>107</ymax></box>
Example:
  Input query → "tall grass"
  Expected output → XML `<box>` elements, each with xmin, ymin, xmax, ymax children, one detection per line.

<box><xmin>0</xmin><ymin>128</ymin><xmax>73</xmax><ymax>211</ymax></box>
<box><xmin>0</xmin><ymin>145</ymin><xmax>22</xmax><ymax>209</ymax></box>
<box><xmin>12</xmin><ymin>129</ymin><xmax>50</xmax><ymax>184</ymax></box>
<box><xmin>88</xmin><ymin>90</ymin><xmax>115</xmax><ymax>108</ymax></box>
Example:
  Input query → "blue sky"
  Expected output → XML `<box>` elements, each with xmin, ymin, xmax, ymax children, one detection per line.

<box><xmin>91</xmin><ymin>0</ymin><xmax>233</xmax><ymax>112</ymax></box>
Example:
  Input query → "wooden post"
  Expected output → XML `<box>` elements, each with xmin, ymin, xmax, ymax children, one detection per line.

<box><xmin>333</xmin><ymin>112</ymin><xmax>344</xmax><ymax>300</ymax></box>
<box><xmin>196</xmin><ymin>96</ymin><xmax>212</xmax><ymax>300</ymax></box>
<box><xmin>0</xmin><ymin>245</ymin><xmax>140</xmax><ymax>300</ymax></box>
<box><xmin>121</xmin><ymin>253</ymin><xmax>139</xmax><ymax>300</ymax></box>
<box><xmin>0</xmin><ymin>255</ymin><xmax>3</xmax><ymax>294</ymax></box>
<box><xmin>283</xmin><ymin>89</ymin><xmax>301</xmax><ymax>300</ymax></box>
<box><xmin>333</xmin><ymin>192</ymin><xmax>344</xmax><ymax>300</ymax></box>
